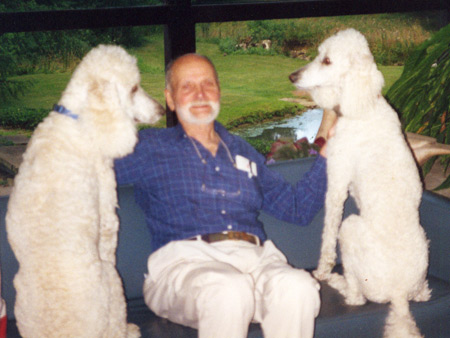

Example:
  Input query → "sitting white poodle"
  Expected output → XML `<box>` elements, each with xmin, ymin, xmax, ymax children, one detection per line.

<box><xmin>6</xmin><ymin>45</ymin><xmax>164</xmax><ymax>338</ymax></box>
<box><xmin>290</xmin><ymin>29</ymin><xmax>431</xmax><ymax>338</ymax></box>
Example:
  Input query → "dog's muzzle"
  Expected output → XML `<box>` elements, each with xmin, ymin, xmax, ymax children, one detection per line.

<box><xmin>289</xmin><ymin>67</ymin><xmax>306</xmax><ymax>84</ymax></box>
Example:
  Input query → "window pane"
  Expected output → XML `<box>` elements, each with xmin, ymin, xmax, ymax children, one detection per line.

<box><xmin>0</xmin><ymin>26</ymin><xmax>166</xmax><ymax>116</ymax></box>
<box><xmin>0</xmin><ymin>26</ymin><xmax>165</xmax><ymax>171</ymax></box>
<box><xmin>0</xmin><ymin>26</ymin><xmax>166</xmax><ymax>191</ymax></box>
<box><xmin>196</xmin><ymin>12</ymin><xmax>443</xmax><ymax>156</ymax></box>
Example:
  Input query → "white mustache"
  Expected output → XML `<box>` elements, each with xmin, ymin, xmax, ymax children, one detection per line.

<box><xmin>190</xmin><ymin>101</ymin><xmax>213</xmax><ymax>108</ymax></box>
<box><xmin>177</xmin><ymin>100</ymin><xmax>220</xmax><ymax>125</ymax></box>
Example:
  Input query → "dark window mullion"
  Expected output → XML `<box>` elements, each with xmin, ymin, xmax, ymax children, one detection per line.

<box><xmin>164</xmin><ymin>0</ymin><xmax>196</xmax><ymax>127</ymax></box>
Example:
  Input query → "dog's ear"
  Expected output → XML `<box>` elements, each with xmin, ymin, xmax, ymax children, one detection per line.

<box><xmin>88</xmin><ymin>78</ymin><xmax>120</xmax><ymax>110</ymax></box>
<box><xmin>340</xmin><ymin>52</ymin><xmax>384</xmax><ymax>117</ymax></box>
<box><xmin>84</xmin><ymin>78</ymin><xmax>137</xmax><ymax>157</ymax></box>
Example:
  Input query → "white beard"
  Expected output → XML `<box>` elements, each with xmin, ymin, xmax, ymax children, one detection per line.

<box><xmin>176</xmin><ymin>101</ymin><xmax>220</xmax><ymax>125</ymax></box>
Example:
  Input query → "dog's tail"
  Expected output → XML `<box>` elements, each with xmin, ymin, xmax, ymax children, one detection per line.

<box><xmin>384</xmin><ymin>296</ymin><xmax>422</xmax><ymax>338</ymax></box>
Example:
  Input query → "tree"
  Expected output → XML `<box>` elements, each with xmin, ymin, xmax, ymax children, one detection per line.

<box><xmin>0</xmin><ymin>43</ymin><xmax>33</xmax><ymax>102</ymax></box>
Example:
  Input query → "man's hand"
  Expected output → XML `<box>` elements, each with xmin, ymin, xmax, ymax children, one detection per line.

<box><xmin>319</xmin><ymin>119</ymin><xmax>337</xmax><ymax>158</ymax></box>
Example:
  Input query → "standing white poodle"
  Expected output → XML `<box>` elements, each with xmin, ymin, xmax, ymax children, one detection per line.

<box><xmin>290</xmin><ymin>29</ymin><xmax>431</xmax><ymax>338</ymax></box>
<box><xmin>6</xmin><ymin>45</ymin><xmax>164</xmax><ymax>338</ymax></box>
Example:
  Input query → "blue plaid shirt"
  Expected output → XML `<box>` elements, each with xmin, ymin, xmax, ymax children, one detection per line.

<box><xmin>114</xmin><ymin>122</ymin><xmax>327</xmax><ymax>252</ymax></box>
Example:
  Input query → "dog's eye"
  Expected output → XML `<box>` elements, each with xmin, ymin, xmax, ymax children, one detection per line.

<box><xmin>322</xmin><ymin>57</ymin><xmax>331</xmax><ymax>65</ymax></box>
<box><xmin>131</xmin><ymin>85</ymin><xmax>139</xmax><ymax>94</ymax></box>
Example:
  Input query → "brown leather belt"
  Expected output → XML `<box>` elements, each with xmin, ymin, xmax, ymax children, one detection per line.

<box><xmin>190</xmin><ymin>231</ymin><xmax>261</xmax><ymax>246</ymax></box>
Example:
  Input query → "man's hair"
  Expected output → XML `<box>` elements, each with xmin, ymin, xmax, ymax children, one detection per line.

<box><xmin>165</xmin><ymin>53</ymin><xmax>220</xmax><ymax>90</ymax></box>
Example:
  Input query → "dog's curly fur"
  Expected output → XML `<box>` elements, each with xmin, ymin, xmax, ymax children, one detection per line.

<box><xmin>290</xmin><ymin>29</ymin><xmax>431</xmax><ymax>338</ymax></box>
<box><xmin>6</xmin><ymin>45</ymin><xmax>164</xmax><ymax>338</ymax></box>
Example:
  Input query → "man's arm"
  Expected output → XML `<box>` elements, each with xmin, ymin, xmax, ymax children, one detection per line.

<box><xmin>114</xmin><ymin>145</ymin><xmax>143</xmax><ymax>186</ymax></box>
<box><xmin>259</xmin><ymin>155</ymin><xmax>327</xmax><ymax>226</ymax></box>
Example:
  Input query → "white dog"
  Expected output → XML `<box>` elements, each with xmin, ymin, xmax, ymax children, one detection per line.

<box><xmin>6</xmin><ymin>45</ymin><xmax>164</xmax><ymax>338</ymax></box>
<box><xmin>290</xmin><ymin>29</ymin><xmax>431</xmax><ymax>338</ymax></box>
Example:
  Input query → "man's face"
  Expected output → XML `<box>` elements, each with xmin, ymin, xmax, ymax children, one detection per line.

<box><xmin>165</xmin><ymin>55</ymin><xmax>221</xmax><ymax>125</ymax></box>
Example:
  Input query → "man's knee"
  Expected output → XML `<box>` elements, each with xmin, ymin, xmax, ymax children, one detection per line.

<box><xmin>268</xmin><ymin>269</ymin><xmax>321</xmax><ymax>314</ymax></box>
<box><xmin>197</xmin><ymin>269</ymin><xmax>255</xmax><ymax>318</ymax></box>
<box><xmin>200</xmin><ymin>269</ymin><xmax>253</xmax><ymax>302</ymax></box>
<box><xmin>193</xmin><ymin>269</ymin><xmax>255</xmax><ymax>337</ymax></box>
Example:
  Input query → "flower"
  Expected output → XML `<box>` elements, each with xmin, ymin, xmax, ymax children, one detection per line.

<box><xmin>266</xmin><ymin>137</ymin><xmax>322</xmax><ymax>163</ymax></box>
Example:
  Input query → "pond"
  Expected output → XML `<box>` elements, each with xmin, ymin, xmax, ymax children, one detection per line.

<box><xmin>231</xmin><ymin>108</ymin><xmax>324</xmax><ymax>143</ymax></box>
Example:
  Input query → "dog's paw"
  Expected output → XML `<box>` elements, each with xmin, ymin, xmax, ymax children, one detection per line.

<box><xmin>313</xmin><ymin>268</ymin><xmax>331</xmax><ymax>281</ymax></box>
<box><xmin>327</xmin><ymin>272</ymin><xmax>346</xmax><ymax>290</ymax></box>
<box><xmin>126</xmin><ymin>323</ymin><xmax>141</xmax><ymax>338</ymax></box>
<box><xmin>313</xmin><ymin>259</ymin><xmax>334</xmax><ymax>280</ymax></box>
<box><xmin>345</xmin><ymin>293</ymin><xmax>367</xmax><ymax>306</ymax></box>
<box><xmin>413</xmin><ymin>282</ymin><xmax>431</xmax><ymax>302</ymax></box>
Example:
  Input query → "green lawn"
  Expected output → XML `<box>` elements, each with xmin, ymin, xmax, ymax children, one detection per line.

<box><xmin>2</xmin><ymin>38</ymin><xmax>403</xmax><ymax>130</ymax></box>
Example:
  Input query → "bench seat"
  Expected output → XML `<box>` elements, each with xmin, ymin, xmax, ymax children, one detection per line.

<box><xmin>2</xmin><ymin>158</ymin><xmax>449</xmax><ymax>337</ymax></box>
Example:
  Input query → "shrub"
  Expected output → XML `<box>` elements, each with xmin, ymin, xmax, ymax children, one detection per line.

<box><xmin>0</xmin><ymin>108</ymin><xmax>49</xmax><ymax>130</ymax></box>
<box><xmin>247</xmin><ymin>21</ymin><xmax>287</xmax><ymax>43</ymax></box>
<box><xmin>0</xmin><ymin>137</ymin><xmax>14</xmax><ymax>146</ymax></box>
<box><xmin>204</xmin><ymin>14</ymin><xmax>441</xmax><ymax>65</ymax></box>
<box><xmin>244</xmin><ymin>138</ymin><xmax>273</xmax><ymax>156</ymax></box>
<box><xmin>218</xmin><ymin>38</ymin><xmax>238</xmax><ymax>54</ymax></box>
<box><xmin>265</xmin><ymin>137</ymin><xmax>320</xmax><ymax>162</ymax></box>
<box><xmin>372</xmin><ymin>37</ymin><xmax>417</xmax><ymax>65</ymax></box>
<box><xmin>0</xmin><ymin>43</ymin><xmax>35</xmax><ymax>101</ymax></box>
<box><xmin>244</xmin><ymin>47</ymin><xmax>278</xmax><ymax>56</ymax></box>
<box><xmin>226</xmin><ymin>106</ymin><xmax>300</xmax><ymax>130</ymax></box>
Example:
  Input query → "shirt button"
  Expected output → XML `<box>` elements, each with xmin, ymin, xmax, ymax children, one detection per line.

<box><xmin>215</xmin><ymin>166</ymin><xmax>220</xmax><ymax>172</ymax></box>
<box><xmin>227</xmin><ymin>224</ymin><xmax>233</xmax><ymax>230</ymax></box>
<box><xmin>221</xmin><ymin>210</ymin><xmax>226</xmax><ymax>215</ymax></box>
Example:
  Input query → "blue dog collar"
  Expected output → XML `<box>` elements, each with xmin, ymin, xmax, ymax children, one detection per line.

<box><xmin>53</xmin><ymin>104</ymin><xmax>78</xmax><ymax>120</ymax></box>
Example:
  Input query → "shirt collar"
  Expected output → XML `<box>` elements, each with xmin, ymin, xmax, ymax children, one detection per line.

<box><xmin>169</xmin><ymin>121</ymin><xmax>235</xmax><ymax>147</ymax></box>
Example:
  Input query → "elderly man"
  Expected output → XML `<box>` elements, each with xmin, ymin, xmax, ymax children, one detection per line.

<box><xmin>114</xmin><ymin>53</ymin><xmax>328</xmax><ymax>338</ymax></box>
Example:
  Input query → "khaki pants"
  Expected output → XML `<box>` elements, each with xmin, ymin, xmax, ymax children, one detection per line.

<box><xmin>143</xmin><ymin>239</ymin><xmax>321</xmax><ymax>338</ymax></box>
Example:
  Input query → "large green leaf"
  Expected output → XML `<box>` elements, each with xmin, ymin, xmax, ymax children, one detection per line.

<box><xmin>434</xmin><ymin>172</ymin><xmax>450</xmax><ymax>191</ymax></box>
<box><xmin>386</xmin><ymin>24</ymin><xmax>450</xmax><ymax>185</ymax></box>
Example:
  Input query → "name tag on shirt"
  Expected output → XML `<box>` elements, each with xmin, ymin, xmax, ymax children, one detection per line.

<box><xmin>235</xmin><ymin>155</ymin><xmax>258</xmax><ymax>178</ymax></box>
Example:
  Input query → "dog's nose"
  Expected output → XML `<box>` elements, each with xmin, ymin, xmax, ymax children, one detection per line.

<box><xmin>289</xmin><ymin>71</ymin><xmax>299</xmax><ymax>83</ymax></box>
<box><xmin>289</xmin><ymin>67</ymin><xmax>307</xmax><ymax>84</ymax></box>
<box><xmin>156</xmin><ymin>102</ymin><xmax>166</xmax><ymax>116</ymax></box>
